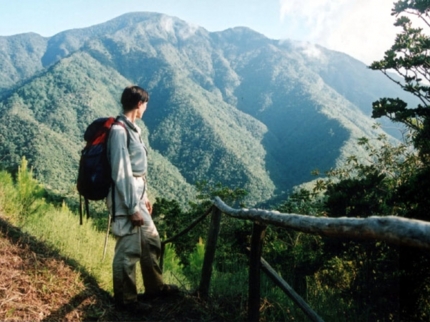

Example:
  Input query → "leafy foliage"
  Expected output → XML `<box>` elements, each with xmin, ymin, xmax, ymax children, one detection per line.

<box><xmin>15</xmin><ymin>157</ymin><xmax>47</xmax><ymax>218</ymax></box>
<box><xmin>356</xmin><ymin>3</ymin><xmax>430</xmax><ymax>319</ymax></box>
<box><xmin>265</xmin><ymin>131</ymin><xmax>428</xmax><ymax>320</ymax></box>
<box><xmin>369</xmin><ymin>1</ymin><xmax>430</xmax><ymax>223</ymax></box>
<box><xmin>370</xmin><ymin>1</ymin><xmax>430</xmax><ymax>161</ymax></box>
<box><xmin>294</xmin><ymin>4</ymin><xmax>430</xmax><ymax>313</ymax></box>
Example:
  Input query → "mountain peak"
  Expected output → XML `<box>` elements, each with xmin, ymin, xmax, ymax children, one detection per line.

<box><xmin>0</xmin><ymin>11</ymin><xmax>410</xmax><ymax>206</ymax></box>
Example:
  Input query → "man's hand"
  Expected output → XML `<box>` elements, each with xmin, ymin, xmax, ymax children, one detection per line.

<box><xmin>130</xmin><ymin>211</ymin><xmax>144</xmax><ymax>226</ymax></box>
<box><xmin>146</xmin><ymin>200</ymin><xmax>153</xmax><ymax>215</ymax></box>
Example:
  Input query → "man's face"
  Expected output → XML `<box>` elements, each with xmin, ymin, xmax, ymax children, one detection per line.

<box><xmin>137</xmin><ymin>101</ymin><xmax>148</xmax><ymax>118</ymax></box>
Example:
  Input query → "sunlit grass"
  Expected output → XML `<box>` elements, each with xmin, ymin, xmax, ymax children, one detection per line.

<box><xmin>0</xmin><ymin>160</ymin><xmax>186</xmax><ymax>295</ymax></box>
<box><xmin>20</xmin><ymin>202</ymin><xmax>115</xmax><ymax>292</ymax></box>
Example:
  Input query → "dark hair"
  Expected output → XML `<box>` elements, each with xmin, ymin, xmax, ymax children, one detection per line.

<box><xmin>120</xmin><ymin>85</ymin><xmax>149</xmax><ymax>112</ymax></box>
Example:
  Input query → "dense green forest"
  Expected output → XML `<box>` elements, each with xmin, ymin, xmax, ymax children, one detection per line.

<box><xmin>1</xmin><ymin>1</ymin><xmax>430</xmax><ymax>321</ymax></box>
<box><xmin>0</xmin><ymin>9</ymin><xmax>419</xmax><ymax>208</ymax></box>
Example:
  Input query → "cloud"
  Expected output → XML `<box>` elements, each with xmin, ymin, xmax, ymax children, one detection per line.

<box><xmin>159</xmin><ymin>15</ymin><xmax>199</xmax><ymax>40</ymax></box>
<box><xmin>160</xmin><ymin>16</ymin><xmax>175</xmax><ymax>33</ymax></box>
<box><xmin>279</xmin><ymin>0</ymin><xmax>349</xmax><ymax>40</ymax></box>
<box><xmin>278</xmin><ymin>0</ymin><xmax>398</xmax><ymax>64</ymax></box>
<box><xmin>287</xmin><ymin>41</ymin><xmax>325</xmax><ymax>61</ymax></box>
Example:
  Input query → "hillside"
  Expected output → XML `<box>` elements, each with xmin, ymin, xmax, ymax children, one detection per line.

<box><xmin>0</xmin><ymin>12</ymin><xmax>415</xmax><ymax>206</ymax></box>
<box><xmin>0</xmin><ymin>52</ymin><xmax>196</xmax><ymax>205</ymax></box>
<box><xmin>0</xmin><ymin>214</ymin><xmax>227</xmax><ymax>321</ymax></box>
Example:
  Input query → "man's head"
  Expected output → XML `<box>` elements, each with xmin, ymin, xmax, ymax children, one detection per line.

<box><xmin>121</xmin><ymin>85</ymin><xmax>149</xmax><ymax>112</ymax></box>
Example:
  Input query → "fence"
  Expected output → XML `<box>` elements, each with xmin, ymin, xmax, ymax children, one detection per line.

<box><xmin>160</xmin><ymin>196</ymin><xmax>430</xmax><ymax>321</ymax></box>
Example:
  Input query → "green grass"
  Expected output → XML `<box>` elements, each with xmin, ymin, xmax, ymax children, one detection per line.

<box><xmin>0</xmin><ymin>159</ymin><xmax>181</xmax><ymax>295</ymax></box>
<box><xmin>20</xmin><ymin>202</ymin><xmax>116</xmax><ymax>291</ymax></box>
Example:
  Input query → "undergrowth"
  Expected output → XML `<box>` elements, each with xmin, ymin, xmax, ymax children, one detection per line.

<box><xmin>0</xmin><ymin>157</ymin><xmax>357</xmax><ymax>321</ymax></box>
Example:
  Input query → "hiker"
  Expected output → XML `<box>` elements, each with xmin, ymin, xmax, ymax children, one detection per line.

<box><xmin>107</xmin><ymin>85</ymin><xmax>178</xmax><ymax>312</ymax></box>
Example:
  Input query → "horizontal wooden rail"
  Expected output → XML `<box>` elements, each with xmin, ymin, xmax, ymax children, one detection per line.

<box><xmin>161</xmin><ymin>206</ymin><xmax>213</xmax><ymax>246</ymax></box>
<box><xmin>160</xmin><ymin>206</ymin><xmax>213</xmax><ymax>270</ymax></box>
<box><xmin>159</xmin><ymin>197</ymin><xmax>430</xmax><ymax>321</ymax></box>
<box><xmin>213</xmin><ymin>197</ymin><xmax>430</xmax><ymax>250</ymax></box>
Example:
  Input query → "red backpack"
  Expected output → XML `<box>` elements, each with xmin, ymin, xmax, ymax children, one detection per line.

<box><xmin>77</xmin><ymin>117</ymin><xmax>129</xmax><ymax>224</ymax></box>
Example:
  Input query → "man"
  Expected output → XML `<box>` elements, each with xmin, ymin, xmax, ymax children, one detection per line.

<box><xmin>107</xmin><ymin>85</ymin><xmax>178</xmax><ymax>313</ymax></box>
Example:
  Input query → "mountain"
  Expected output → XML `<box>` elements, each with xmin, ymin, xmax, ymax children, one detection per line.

<box><xmin>0</xmin><ymin>12</ymin><xmax>415</xmax><ymax>206</ymax></box>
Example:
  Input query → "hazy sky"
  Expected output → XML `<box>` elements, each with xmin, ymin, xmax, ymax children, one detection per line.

<box><xmin>0</xmin><ymin>0</ymin><xmax>402</xmax><ymax>64</ymax></box>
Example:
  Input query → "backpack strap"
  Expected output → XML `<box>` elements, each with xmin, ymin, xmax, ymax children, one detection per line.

<box><xmin>114</xmin><ymin>116</ymin><xmax>130</xmax><ymax>147</ymax></box>
<box><xmin>79</xmin><ymin>194</ymin><xmax>83</xmax><ymax>225</ymax></box>
<box><xmin>79</xmin><ymin>194</ymin><xmax>91</xmax><ymax>226</ymax></box>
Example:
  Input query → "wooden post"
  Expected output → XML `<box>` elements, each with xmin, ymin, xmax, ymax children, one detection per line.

<box><xmin>248</xmin><ymin>222</ymin><xmax>267</xmax><ymax>322</ymax></box>
<box><xmin>198</xmin><ymin>206</ymin><xmax>222</xmax><ymax>298</ymax></box>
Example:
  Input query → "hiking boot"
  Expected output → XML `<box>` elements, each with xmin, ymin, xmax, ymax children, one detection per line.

<box><xmin>139</xmin><ymin>284</ymin><xmax>180</xmax><ymax>300</ymax></box>
<box><xmin>159</xmin><ymin>284</ymin><xmax>180</xmax><ymax>296</ymax></box>
<box><xmin>115</xmin><ymin>301</ymin><xmax>152</xmax><ymax>314</ymax></box>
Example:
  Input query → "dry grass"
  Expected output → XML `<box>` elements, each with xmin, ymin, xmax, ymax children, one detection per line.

<box><xmin>0</xmin><ymin>216</ymin><xmax>230</xmax><ymax>321</ymax></box>
<box><xmin>0</xmin><ymin>217</ymin><xmax>112</xmax><ymax>321</ymax></box>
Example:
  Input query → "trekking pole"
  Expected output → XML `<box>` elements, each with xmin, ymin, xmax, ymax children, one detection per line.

<box><xmin>102</xmin><ymin>215</ymin><xmax>112</xmax><ymax>261</ymax></box>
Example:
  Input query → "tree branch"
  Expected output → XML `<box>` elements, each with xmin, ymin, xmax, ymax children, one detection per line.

<box><xmin>213</xmin><ymin>197</ymin><xmax>430</xmax><ymax>250</ymax></box>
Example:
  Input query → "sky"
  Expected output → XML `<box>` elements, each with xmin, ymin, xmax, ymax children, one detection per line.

<box><xmin>0</xmin><ymin>0</ymin><xmax>403</xmax><ymax>65</ymax></box>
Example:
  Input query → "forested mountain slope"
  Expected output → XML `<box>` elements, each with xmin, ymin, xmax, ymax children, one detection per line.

<box><xmin>0</xmin><ymin>12</ymin><xmax>413</xmax><ymax>205</ymax></box>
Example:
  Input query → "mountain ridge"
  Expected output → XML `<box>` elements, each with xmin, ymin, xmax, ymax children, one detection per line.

<box><xmin>0</xmin><ymin>12</ymin><xmax>411</xmax><ymax>206</ymax></box>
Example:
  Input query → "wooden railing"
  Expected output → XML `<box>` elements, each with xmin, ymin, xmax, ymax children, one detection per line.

<box><xmin>160</xmin><ymin>196</ymin><xmax>430</xmax><ymax>322</ymax></box>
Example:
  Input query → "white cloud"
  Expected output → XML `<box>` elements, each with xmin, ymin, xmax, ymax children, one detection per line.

<box><xmin>160</xmin><ymin>16</ymin><xmax>175</xmax><ymax>34</ymax></box>
<box><xmin>159</xmin><ymin>15</ymin><xmax>199</xmax><ymax>40</ymax></box>
<box><xmin>178</xmin><ymin>22</ymin><xmax>200</xmax><ymax>40</ymax></box>
<box><xmin>278</xmin><ymin>0</ymin><xmax>398</xmax><ymax>64</ymax></box>
<box><xmin>288</xmin><ymin>41</ymin><xmax>325</xmax><ymax>61</ymax></box>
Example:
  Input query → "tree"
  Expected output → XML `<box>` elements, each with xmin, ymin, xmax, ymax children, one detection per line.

<box><xmin>370</xmin><ymin>0</ymin><xmax>430</xmax><ymax>221</ymax></box>
<box><xmin>370</xmin><ymin>1</ymin><xmax>430</xmax><ymax>157</ymax></box>
<box><xmin>310</xmin><ymin>133</ymin><xmax>415</xmax><ymax>320</ymax></box>
<box><xmin>281</xmin><ymin>3</ymin><xmax>430</xmax><ymax>319</ymax></box>
<box><xmin>320</xmin><ymin>1</ymin><xmax>430</xmax><ymax>319</ymax></box>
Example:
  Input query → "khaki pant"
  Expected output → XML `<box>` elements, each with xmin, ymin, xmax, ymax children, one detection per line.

<box><xmin>112</xmin><ymin>222</ymin><xmax>164</xmax><ymax>304</ymax></box>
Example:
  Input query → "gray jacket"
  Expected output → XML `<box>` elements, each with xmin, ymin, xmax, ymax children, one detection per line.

<box><xmin>107</xmin><ymin>114</ymin><xmax>148</xmax><ymax>216</ymax></box>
